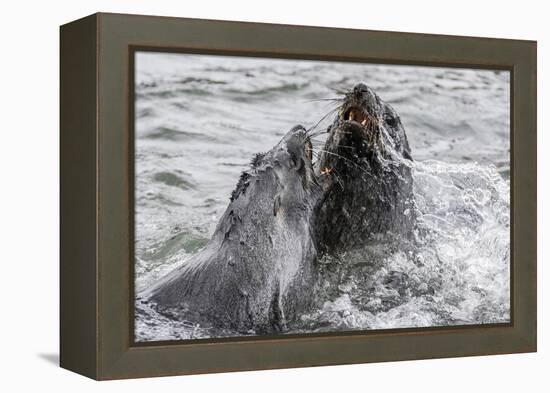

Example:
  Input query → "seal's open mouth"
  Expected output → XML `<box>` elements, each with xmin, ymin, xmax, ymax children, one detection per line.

<box><xmin>336</xmin><ymin>104</ymin><xmax>381</xmax><ymax>151</ymax></box>
<box><xmin>341</xmin><ymin>106</ymin><xmax>377</xmax><ymax>131</ymax></box>
<box><xmin>343</xmin><ymin>107</ymin><xmax>367</xmax><ymax>123</ymax></box>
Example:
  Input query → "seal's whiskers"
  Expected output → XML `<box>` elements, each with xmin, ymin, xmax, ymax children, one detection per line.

<box><xmin>306</xmin><ymin>107</ymin><xmax>340</xmax><ymax>136</ymax></box>
<box><xmin>310</xmin><ymin>150</ymin><xmax>345</xmax><ymax>190</ymax></box>
<box><xmin>314</xmin><ymin>149</ymin><xmax>373</xmax><ymax>177</ymax></box>
<box><xmin>302</xmin><ymin>97</ymin><xmax>345</xmax><ymax>104</ymax></box>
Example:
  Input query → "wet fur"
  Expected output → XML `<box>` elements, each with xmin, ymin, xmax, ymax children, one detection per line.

<box><xmin>144</xmin><ymin>126</ymin><xmax>321</xmax><ymax>333</ymax></box>
<box><xmin>314</xmin><ymin>83</ymin><xmax>416</xmax><ymax>255</ymax></box>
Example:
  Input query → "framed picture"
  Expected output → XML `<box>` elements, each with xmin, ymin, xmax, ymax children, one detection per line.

<box><xmin>60</xmin><ymin>12</ymin><xmax>537</xmax><ymax>380</ymax></box>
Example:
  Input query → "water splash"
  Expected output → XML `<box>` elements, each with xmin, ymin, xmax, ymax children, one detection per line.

<box><xmin>135</xmin><ymin>159</ymin><xmax>510</xmax><ymax>341</ymax></box>
<box><xmin>294</xmin><ymin>159</ymin><xmax>510</xmax><ymax>333</ymax></box>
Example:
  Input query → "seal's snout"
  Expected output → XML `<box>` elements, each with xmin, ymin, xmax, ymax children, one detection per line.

<box><xmin>352</xmin><ymin>82</ymin><xmax>377</xmax><ymax>105</ymax></box>
<box><xmin>290</xmin><ymin>124</ymin><xmax>307</xmax><ymax>134</ymax></box>
<box><xmin>345</xmin><ymin>82</ymin><xmax>377</xmax><ymax>107</ymax></box>
<box><xmin>283</xmin><ymin>124</ymin><xmax>312</xmax><ymax>162</ymax></box>
<box><xmin>285</xmin><ymin>124</ymin><xmax>307</xmax><ymax>144</ymax></box>
<box><xmin>339</xmin><ymin>83</ymin><xmax>381</xmax><ymax>135</ymax></box>
<box><xmin>352</xmin><ymin>82</ymin><xmax>369</xmax><ymax>95</ymax></box>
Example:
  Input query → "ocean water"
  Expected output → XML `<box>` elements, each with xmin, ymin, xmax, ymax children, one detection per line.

<box><xmin>134</xmin><ymin>52</ymin><xmax>510</xmax><ymax>342</ymax></box>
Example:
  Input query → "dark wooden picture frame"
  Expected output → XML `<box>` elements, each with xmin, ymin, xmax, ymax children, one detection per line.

<box><xmin>60</xmin><ymin>12</ymin><xmax>537</xmax><ymax>380</ymax></box>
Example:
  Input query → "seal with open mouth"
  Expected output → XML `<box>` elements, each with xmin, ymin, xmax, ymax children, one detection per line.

<box><xmin>143</xmin><ymin>125</ymin><xmax>320</xmax><ymax>334</ymax></box>
<box><xmin>314</xmin><ymin>82</ymin><xmax>416</xmax><ymax>255</ymax></box>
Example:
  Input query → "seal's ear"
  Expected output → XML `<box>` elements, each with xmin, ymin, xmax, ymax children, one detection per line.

<box><xmin>273</xmin><ymin>195</ymin><xmax>281</xmax><ymax>216</ymax></box>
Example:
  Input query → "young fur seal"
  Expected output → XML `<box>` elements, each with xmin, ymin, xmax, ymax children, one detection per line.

<box><xmin>314</xmin><ymin>82</ymin><xmax>416</xmax><ymax>255</ymax></box>
<box><xmin>143</xmin><ymin>125</ymin><xmax>321</xmax><ymax>334</ymax></box>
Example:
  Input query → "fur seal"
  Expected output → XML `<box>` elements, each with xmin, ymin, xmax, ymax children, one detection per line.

<box><xmin>143</xmin><ymin>125</ymin><xmax>321</xmax><ymax>334</ymax></box>
<box><xmin>314</xmin><ymin>82</ymin><xmax>416</xmax><ymax>255</ymax></box>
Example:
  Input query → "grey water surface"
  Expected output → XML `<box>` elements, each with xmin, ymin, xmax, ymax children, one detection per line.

<box><xmin>134</xmin><ymin>52</ymin><xmax>510</xmax><ymax>342</ymax></box>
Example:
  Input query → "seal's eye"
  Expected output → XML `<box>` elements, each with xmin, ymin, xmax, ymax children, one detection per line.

<box><xmin>384</xmin><ymin>113</ymin><xmax>397</xmax><ymax>127</ymax></box>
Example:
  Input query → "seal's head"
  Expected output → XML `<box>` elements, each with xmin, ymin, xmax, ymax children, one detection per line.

<box><xmin>315</xmin><ymin>82</ymin><xmax>416</xmax><ymax>254</ymax></box>
<box><xmin>329</xmin><ymin>82</ymin><xmax>412</xmax><ymax>161</ymax></box>
<box><xmin>230</xmin><ymin>124</ymin><xmax>318</xmax><ymax>221</ymax></box>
